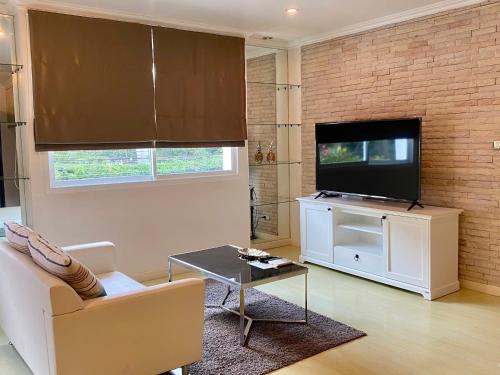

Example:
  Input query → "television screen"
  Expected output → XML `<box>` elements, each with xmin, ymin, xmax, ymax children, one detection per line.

<box><xmin>315</xmin><ymin>119</ymin><xmax>421</xmax><ymax>202</ymax></box>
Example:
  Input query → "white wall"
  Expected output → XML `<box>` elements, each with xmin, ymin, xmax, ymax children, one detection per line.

<box><xmin>13</xmin><ymin>7</ymin><xmax>250</xmax><ymax>281</ymax></box>
<box><xmin>30</xmin><ymin>154</ymin><xmax>250</xmax><ymax>280</ymax></box>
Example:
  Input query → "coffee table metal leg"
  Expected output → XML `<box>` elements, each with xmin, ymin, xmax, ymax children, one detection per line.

<box><xmin>212</xmin><ymin>286</ymin><xmax>251</xmax><ymax>345</ymax></box>
<box><xmin>305</xmin><ymin>273</ymin><xmax>308</xmax><ymax>324</ymax></box>
<box><xmin>239</xmin><ymin>288</ymin><xmax>245</xmax><ymax>345</ymax></box>
<box><xmin>168</xmin><ymin>260</ymin><xmax>172</xmax><ymax>282</ymax></box>
<box><xmin>210</xmin><ymin>274</ymin><xmax>309</xmax><ymax>346</ymax></box>
<box><xmin>220</xmin><ymin>285</ymin><xmax>231</xmax><ymax>306</ymax></box>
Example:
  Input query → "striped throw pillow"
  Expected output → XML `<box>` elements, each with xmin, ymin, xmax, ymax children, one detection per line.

<box><xmin>28</xmin><ymin>234</ymin><xmax>107</xmax><ymax>300</ymax></box>
<box><xmin>4</xmin><ymin>221</ymin><xmax>34</xmax><ymax>255</ymax></box>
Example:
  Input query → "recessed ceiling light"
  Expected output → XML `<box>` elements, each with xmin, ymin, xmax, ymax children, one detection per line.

<box><xmin>286</xmin><ymin>8</ymin><xmax>298</xmax><ymax>15</ymax></box>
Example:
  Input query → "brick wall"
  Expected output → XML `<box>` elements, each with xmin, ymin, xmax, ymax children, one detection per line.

<box><xmin>301</xmin><ymin>1</ymin><xmax>500</xmax><ymax>287</ymax></box>
<box><xmin>247</xmin><ymin>54</ymin><xmax>278</xmax><ymax>235</ymax></box>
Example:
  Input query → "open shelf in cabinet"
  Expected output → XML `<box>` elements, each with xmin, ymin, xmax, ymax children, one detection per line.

<box><xmin>337</xmin><ymin>223</ymin><xmax>383</xmax><ymax>235</ymax></box>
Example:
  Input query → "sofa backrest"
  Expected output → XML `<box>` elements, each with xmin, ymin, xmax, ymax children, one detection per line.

<box><xmin>0</xmin><ymin>239</ymin><xmax>83</xmax><ymax>375</ymax></box>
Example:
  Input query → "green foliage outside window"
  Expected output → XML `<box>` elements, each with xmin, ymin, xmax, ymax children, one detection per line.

<box><xmin>156</xmin><ymin>148</ymin><xmax>223</xmax><ymax>175</ymax></box>
<box><xmin>52</xmin><ymin>148</ymin><xmax>225</xmax><ymax>181</ymax></box>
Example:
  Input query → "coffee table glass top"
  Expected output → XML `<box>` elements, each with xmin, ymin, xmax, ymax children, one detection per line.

<box><xmin>169</xmin><ymin>245</ymin><xmax>307</xmax><ymax>287</ymax></box>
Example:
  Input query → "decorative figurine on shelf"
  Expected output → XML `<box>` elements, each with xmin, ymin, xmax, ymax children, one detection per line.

<box><xmin>254</xmin><ymin>142</ymin><xmax>264</xmax><ymax>164</ymax></box>
<box><xmin>266</xmin><ymin>141</ymin><xmax>276</xmax><ymax>163</ymax></box>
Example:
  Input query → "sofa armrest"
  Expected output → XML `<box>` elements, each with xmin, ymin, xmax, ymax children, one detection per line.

<box><xmin>62</xmin><ymin>242</ymin><xmax>117</xmax><ymax>274</ymax></box>
<box><xmin>51</xmin><ymin>279</ymin><xmax>205</xmax><ymax>375</ymax></box>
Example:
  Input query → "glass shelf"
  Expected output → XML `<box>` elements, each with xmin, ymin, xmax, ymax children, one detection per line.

<box><xmin>0</xmin><ymin>177</ymin><xmax>30</xmax><ymax>181</ymax></box>
<box><xmin>247</xmin><ymin>123</ymin><xmax>301</xmax><ymax>127</ymax></box>
<box><xmin>0</xmin><ymin>122</ymin><xmax>26</xmax><ymax>128</ymax></box>
<box><xmin>247</xmin><ymin>81</ymin><xmax>301</xmax><ymax>89</ymax></box>
<box><xmin>0</xmin><ymin>63</ymin><xmax>23</xmax><ymax>74</ymax></box>
<box><xmin>250</xmin><ymin>199</ymin><xmax>298</xmax><ymax>207</ymax></box>
<box><xmin>249</xmin><ymin>161</ymin><xmax>301</xmax><ymax>167</ymax></box>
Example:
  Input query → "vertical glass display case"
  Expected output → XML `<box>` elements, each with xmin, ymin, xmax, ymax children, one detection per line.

<box><xmin>246</xmin><ymin>45</ymin><xmax>301</xmax><ymax>246</ymax></box>
<box><xmin>0</xmin><ymin>14</ymin><xmax>26</xmax><ymax>236</ymax></box>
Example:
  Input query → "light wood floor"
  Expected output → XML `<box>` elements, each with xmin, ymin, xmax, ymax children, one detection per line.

<box><xmin>2</xmin><ymin>246</ymin><xmax>500</xmax><ymax>374</ymax></box>
<box><xmin>260</xmin><ymin>247</ymin><xmax>500</xmax><ymax>375</ymax></box>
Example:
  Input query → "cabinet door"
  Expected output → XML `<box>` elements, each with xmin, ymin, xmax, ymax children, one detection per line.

<box><xmin>383</xmin><ymin>215</ymin><xmax>429</xmax><ymax>287</ymax></box>
<box><xmin>300</xmin><ymin>203</ymin><xmax>334</xmax><ymax>263</ymax></box>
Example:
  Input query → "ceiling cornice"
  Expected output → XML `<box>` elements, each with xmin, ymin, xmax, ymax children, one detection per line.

<box><xmin>289</xmin><ymin>0</ymin><xmax>486</xmax><ymax>48</ymax></box>
<box><xmin>8</xmin><ymin>0</ymin><xmax>249</xmax><ymax>38</ymax></box>
<box><xmin>7</xmin><ymin>0</ymin><xmax>488</xmax><ymax>48</ymax></box>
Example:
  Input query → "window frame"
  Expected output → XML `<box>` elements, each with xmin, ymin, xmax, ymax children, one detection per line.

<box><xmin>48</xmin><ymin>147</ymin><xmax>239</xmax><ymax>189</ymax></box>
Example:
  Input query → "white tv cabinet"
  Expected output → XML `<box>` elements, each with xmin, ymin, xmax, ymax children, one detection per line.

<box><xmin>298</xmin><ymin>196</ymin><xmax>463</xmax><ymax>300</ymax></box>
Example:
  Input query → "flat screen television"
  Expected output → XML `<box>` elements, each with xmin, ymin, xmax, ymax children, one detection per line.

<box><xmin>315</xmin><ymin>118</ymin><xmax>421</xmax><ymax>203</ymax></box>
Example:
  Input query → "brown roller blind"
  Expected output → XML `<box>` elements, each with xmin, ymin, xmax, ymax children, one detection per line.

<box><xmin>29</xmin><ymin>10</ymin><xmax>156</xmax><ymax>151</ymax></box>
<box><xmin>153</xmin><ymin>27</ymin><xmax>246</xmax><ymax>148</ymax></box>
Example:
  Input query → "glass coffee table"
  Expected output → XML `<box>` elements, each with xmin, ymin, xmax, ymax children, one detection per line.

<box><xmin>168</xmin><ymin>245</ymin><xmax>309</xmax><ymax>346</ymax></box>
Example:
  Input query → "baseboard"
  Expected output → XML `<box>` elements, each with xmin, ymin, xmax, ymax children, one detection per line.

<box><xmin>252</xmin><ymin>238</ymin><xmax>291</xmax><ymax>250</ymax></box>
<box><xmin>430</xmin><ymin>281</ymin><xmax>460</xmax><ymax>300</ymax></box>
<box><xmin>460</xmin><ymin>279</ymin><xmax>500</xmax><ymax>297</ymax></box>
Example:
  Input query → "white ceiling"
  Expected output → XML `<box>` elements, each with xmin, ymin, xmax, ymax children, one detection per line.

<box><xmin>17</xmin><ymin>0</ymin><xmax>480</xmax><ymax>45</ymax></box>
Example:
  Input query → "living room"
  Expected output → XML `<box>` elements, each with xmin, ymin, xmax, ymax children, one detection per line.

<box><xmin>0</xmin><ymin>0</ymin><xmax>499</xmax><ymax>374</ymax></box>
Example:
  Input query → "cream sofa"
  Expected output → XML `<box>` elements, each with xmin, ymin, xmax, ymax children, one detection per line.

<box><xmin>0</xmin><ymin>239</ymin><xmax>205</xmax><ymax>375</ymax></box>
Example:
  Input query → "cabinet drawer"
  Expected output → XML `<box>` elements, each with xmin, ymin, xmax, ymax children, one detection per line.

<box><xmin>334</xmin><ymin>246</ymin><xmax>383</xmax><ymax>276</ymax></box>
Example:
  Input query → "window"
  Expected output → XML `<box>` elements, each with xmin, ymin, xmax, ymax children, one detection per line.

<box><xmin>49</xmin><ymin>147</ymin><xmax>237</xmax><ymax>188</ymax></box>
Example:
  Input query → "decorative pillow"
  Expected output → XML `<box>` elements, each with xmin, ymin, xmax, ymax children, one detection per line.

<box><xmin>28</xmin><ymin>234</ymin><xmax>107</xmax><ymax>300</ymax></box>
<box><xmin>4</xmin><ymin>221</ymin><xmax>34</xmax><ymax>255</ymax></box>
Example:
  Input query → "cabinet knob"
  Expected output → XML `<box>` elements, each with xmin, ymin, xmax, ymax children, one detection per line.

<box><xmin>354</xmin><ymin>254</ymin><xmax>360</xmax><ymax>261</ymax></box>
<box><xmin>327</xmin><ymin>208</ymin><xmax>332</xmax><ymax>211</ymax></box>
<box><xmin>382</xmin><ymin>216</ymin><xmax>387</xmax><ymax>220</ymax></box>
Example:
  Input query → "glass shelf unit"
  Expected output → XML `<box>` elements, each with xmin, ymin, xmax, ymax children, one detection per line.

<box><xmin>0</xmin><ymin>122</ymin><xmax>27</xmax><ymax>128</ymax></box>
<box><xmin>0</xmin><ymin>15</ymin><xmax>28</xmax><ymax>236</ymax></box>
<box><xmin>249</xmin><ymin>201</ymin><xmax>293</xmax><ymax>244</ymax></box>
<box><xmin>246</xmin><ymin>45</ymin><xmax>301</xmax><ymax>245</ymax></box>
<box><xmin>0</xmin><ymin>63</ymin><xmax>23</xmax><ymax>74</ymax></box>
<box><xmin>0</xmin><ymin>177</ymin><xmax>30</xmax><ymax>181</ymax></box>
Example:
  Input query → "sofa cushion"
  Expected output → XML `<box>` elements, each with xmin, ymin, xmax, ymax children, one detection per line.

<box><xmin>28</xmin><ymin>234</ymin><xmax>107</xmax><ymax>300</ymax></box>
<box><xmin>4</xmin><ymin>221</ymin><xmax>35</xmax><ymax>255</ymax></box>
<box><xmin>96</xmin><ymin>271</ymin><xmax>145</xmax><ymax>296</ymax></box>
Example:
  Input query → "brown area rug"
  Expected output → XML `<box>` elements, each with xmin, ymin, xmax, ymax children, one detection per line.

<box><xmin>188</xmin><ymin>279</ymin><xmax>366</xmax><ymax>375</ymax></box>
